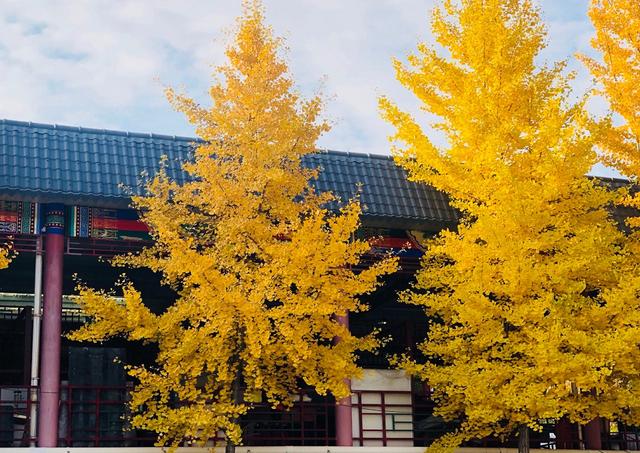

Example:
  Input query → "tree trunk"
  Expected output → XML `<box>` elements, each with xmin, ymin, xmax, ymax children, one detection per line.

<box><xmin>225</xmin><ymin>367</ymin><xmax>243</xmax><ymax>453</ymax></box>
<box><xmin>518</xmin><ymin>425</ymin><xmax>530</xmax><ymax>453</ymax></box>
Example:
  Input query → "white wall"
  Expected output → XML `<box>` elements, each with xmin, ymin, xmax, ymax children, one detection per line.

<box><xmin>351</xmin><ymin>369</ymin><xmax>413</xmax><ymax>447</ymax></box>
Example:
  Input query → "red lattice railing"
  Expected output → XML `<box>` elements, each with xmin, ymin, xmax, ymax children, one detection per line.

<box><xmin>0</xmin><ymin>385</ymin><xmax>639</xmax><ymax>448</ymax></box>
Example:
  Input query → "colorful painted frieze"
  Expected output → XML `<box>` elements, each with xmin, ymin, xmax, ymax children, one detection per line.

<box><xmin>67</xmin><ymin>206</ymin><xmax>149</xmax><ymax>241</ymax></box>
<box><xmin>0</xmin><ymin>200</ymin><xmax>41</xmax><ymax>234</ymax></box>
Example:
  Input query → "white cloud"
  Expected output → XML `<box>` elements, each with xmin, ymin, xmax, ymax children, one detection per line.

<box><xmin>0</xmin><ymin>0</ymin><xmax>239</xmax><ymax>129</ymax></box>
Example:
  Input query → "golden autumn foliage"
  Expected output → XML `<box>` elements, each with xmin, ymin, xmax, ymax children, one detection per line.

<box><xmin>381</xmin><ymin>0</ymin><xmax>640</xmax><ymax>451</ymax></box>
<box><xmin>0</xmin><ymin>238</ymin><xmax>12</xmax><ymax>269</ymax></box>
<box><xmin>581</xmin><ymin>0</ymin><xmax>640</xmax><ymax>229</ymax></box>
<box><xmin>0</xmin><ymin>247</ymin><xmax>10</xmax><ymax>269</ymax></box>
<box><xmin>581</xmin><ymin>0</ymin><xmax>640</xmax><ymax>181</ymax></box>
<box><xmin>69</xmin><ymin>0</ymin><xmax>397</xmax><ymax>448</ymax></box>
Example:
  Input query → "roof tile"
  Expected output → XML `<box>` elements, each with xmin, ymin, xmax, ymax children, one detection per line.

<box><xmin>0</xmin><ymin>119</ymin><xmax>461</xmax><ymax>226</ymax></box>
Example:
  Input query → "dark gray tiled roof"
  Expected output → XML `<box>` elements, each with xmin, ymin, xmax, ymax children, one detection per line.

<box><xmin>0</xmin><ymin>119</ymin><xmax>459</xmax><ymax>230</ymax></box>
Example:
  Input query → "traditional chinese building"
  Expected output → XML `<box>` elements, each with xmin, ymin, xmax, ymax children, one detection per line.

<box><xmin>0</xmin><ymin>119</ymin><xmax>636</xmax><ymax>450</ymax></box>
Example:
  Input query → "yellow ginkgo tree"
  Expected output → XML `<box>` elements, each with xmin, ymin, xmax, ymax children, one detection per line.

<box><xmin>70</xmin><ymin>1</ymin><xmax>397</xmax><ymax>449</ymax></box>
<box><xmin>0</xmin><ymin>232</ymin><xmax>12</xmax><ymax>269</ymax></box>
<box><xmin>381</xmin><ymin>0</ymin><xmax>640</xmax><ymax>452</ymax></box>
<box><xmin>581</xmin><ymin>0</ymin><xmax>640</xmax><ymax>184</ymax></box>
<box><xmin>581</xmin><ymin>0</ymin><xmax>640</xmax><ymax>234</ymax></box>
<box><xmin>0</xmin><ymin>247</ymin><xmax>10</xmax><ymax>269</ymax></box>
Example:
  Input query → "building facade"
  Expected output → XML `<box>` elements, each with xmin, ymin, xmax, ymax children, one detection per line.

<box><xmin>0</xmin><ymin>119</ymin><xmax>636</xmax><ymax>449</ymax></box>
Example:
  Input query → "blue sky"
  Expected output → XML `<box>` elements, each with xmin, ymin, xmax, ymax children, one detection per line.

<box><xmin>0</xmin><ymin>0</ymin><xmax>619</xmax><ymax>177</ymax></box>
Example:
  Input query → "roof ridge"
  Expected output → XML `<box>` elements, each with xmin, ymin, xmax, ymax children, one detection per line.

<box><xmin>0</xmin><ymin>119</ymin><xmax>396</xmax><ymax>160</ymax></box>
<box><xmin>587</xmin><ymin>174</ymin><xmax>631</xmax><ymax>184</ymax></box>
<box><xmin>313</xmin><ymin>148</ymin><xmax>393</xmax><ymax>161</ymax></box>
<box><xmin>0</xmin><ymin>118</ymin><xmax>198</xmax><ymax>143</ymax></box>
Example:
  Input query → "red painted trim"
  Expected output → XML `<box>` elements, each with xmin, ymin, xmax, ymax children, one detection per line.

<box><xmin>368</xmin><ymin>237</ymin><xmax>419</xmax><ymax>249</ymax></box>
<box><xmin>0</xmin><ymin>212</ymin><xmax>20</xmax><ymax>221</ymax></box>
<box><xmin>90</xmin><ymin>218</ymin><xmax>149</xmax><ymax>231</ymax></box>
<box><xmin>381</xmin><ymin>392</ymin><xmax>387</xmax><ymax>446</ymax></box>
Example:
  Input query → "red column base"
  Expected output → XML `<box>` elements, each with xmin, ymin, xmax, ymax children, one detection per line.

<box><xmin>584</xmin><ymin>417</ymin><xmax>602</xmax><ymax>450</ymax></box>
<box><xmin>334</xmin><ymin>313</ymin><xmax>353</xmax><ymax>446</ymax></box>
<box><xmin>336</xmin><ymin>386</ymin><xmax>353</xmax><ymax>446</ymax></box>
<box><xmin>555</xmin><ymin>417</ymin><xmax>575</xmax><ymax>449</ymax></box>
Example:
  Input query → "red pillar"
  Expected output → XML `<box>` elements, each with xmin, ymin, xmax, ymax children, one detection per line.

<box><xmin>584</xmin><ymin>417</ymin><xmax>602</xmax><ymax>450</ymax></box>
<box><xmin>555</xmin><ymin>417</ymin><xmax>575</xmax><ymax>449</ymax></box>
<box><xmin>335</xmin><ymin>313</ymin><xmax>353</xmax><ymax>446</ymax></box>
<box><xmin>38</xmin><ymin>204</ymin><xmax>65</xmax><ymax>447</ymax></box>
